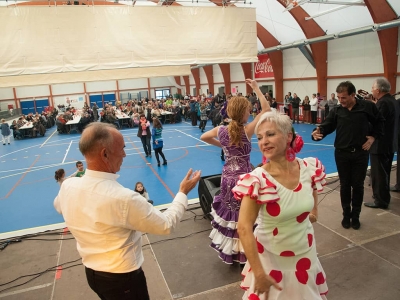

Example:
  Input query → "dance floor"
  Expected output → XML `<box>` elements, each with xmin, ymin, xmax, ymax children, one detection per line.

<box><xmin>1</xmin><ymin>119</ymin><xmax>400</xmax><ymax>299</ymax></box>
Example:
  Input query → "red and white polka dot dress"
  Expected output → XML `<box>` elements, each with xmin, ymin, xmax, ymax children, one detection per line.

<box><xmin>232</xmin><ymin>157</ymin><xmax>328</xmax><ymax>300</ymax></box>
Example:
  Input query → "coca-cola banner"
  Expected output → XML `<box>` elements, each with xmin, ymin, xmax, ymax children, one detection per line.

<box><xmin>254</xmin><ymin>54</ymin><xmax>274</xmax><ymax>79</ymax></box>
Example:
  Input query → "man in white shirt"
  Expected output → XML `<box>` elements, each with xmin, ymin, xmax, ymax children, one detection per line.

<box><xmin>310</xmin><ymin>93</ymin><xmax>318</xmax><ymax>124</ymax></box>
<box><xmin>54</xmin><ymin>122</ymin><xmax>201</xmax><ymax>300</ymax></box>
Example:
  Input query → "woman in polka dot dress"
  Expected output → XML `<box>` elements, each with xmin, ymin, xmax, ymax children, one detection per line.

<box><xmin>233</xmin><ymin>110</ymin><xmax>328</xmax><ymax>300</ymax></box>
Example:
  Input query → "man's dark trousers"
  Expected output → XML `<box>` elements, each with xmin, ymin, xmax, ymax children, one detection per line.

<box><xmin>335</xmin><ymin>149</ymin><xmax>369</xmax><ymax>219</ymax></box>
<box><xmin>370</xmin><ymin>152</ymin><xmax>394</xmax><ymax>208</ymax></box>
<box><xmin>85</xmin><ymin>267</ymin><xmax>150</xmax><ymax>300</ymax></box>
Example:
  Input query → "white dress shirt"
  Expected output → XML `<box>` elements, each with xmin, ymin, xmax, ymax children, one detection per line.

<box><xmin>54</xmin><ymin>169</ymin><xmax>188</xmax><ymax>273</ymax></box>
<box><xmin>310</xmin><ymin>97</ymin><xmax>318</xmax><ymax>111</ymax></box>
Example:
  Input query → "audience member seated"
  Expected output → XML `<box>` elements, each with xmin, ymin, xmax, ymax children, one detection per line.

<box><xmin>10</xmin><ymin>120</ymin><xmax>23</xmax><ymax>140</ymax></box>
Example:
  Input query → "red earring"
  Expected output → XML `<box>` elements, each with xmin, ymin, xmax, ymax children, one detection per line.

<box><xmin>286</xmin><ymin>143</ymin><xmax>296</xmax><ymax>162</ymax></box>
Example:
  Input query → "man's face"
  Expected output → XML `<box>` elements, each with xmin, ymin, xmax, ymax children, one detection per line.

<box><xmin>107</xmin><ymin>132</ymin><xmax>126</xmax><ymax>174</ymax></box>
<box><xmin>337</xmin><ymin>90</ymin><xmax>356</xmax><ymax>109</ymax></box>
<box><xmin>293</xmin><ymin>93</ymin><xmax>297</xmax><ymax>98</ymax></box>
<box><xmin>77</xmin><ymin>163</ymin><xmax>84</xmax><ymax>171</ymax></box>
<box><xmin>371</xmin><ymin>82</ymin><xmax>380</xmax><ymax>99</ymax></box>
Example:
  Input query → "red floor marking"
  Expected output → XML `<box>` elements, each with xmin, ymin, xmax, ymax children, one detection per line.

<box><xmin>55</xmin><ymin>266</ymin><xmax>63</xmax><ymax>280</ymax></box>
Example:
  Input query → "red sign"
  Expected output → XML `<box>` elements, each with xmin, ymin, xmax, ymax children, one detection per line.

<box><xmin>254</xmin><ymin>54</ymin><xmax>274</xmax><ymax>79</ymax></box>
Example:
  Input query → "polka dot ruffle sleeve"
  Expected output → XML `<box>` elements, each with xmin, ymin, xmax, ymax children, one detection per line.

<box><xmin>232</xmin><ymin>169</ymin><xmax>280</xmax><ymax>204</ymax></box>
<box><xmin>303</xmin><ymin>157</ymin><xmax>326</xmax><ymax>192</ymax></box>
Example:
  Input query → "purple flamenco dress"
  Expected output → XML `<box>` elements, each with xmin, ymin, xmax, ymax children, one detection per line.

<box><xmin>210</xmin><ymin>126</ymin><xmax>252</xmax><ymax>264</ymax></box>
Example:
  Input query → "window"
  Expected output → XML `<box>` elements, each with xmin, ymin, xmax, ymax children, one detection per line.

<box><xmin>155</xmin><ymin>89</ymin><xmax>171</xmax><ymax>100</ymax></box>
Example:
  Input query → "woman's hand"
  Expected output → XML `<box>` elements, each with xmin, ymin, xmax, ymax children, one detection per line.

<box><xmin>253</xmin><ymin>272</ymin><xmax>282</xmax><ymax>297</ymax></box>
<box><xmin>309</xmin><ymin>209</ymin><xmax>318</xmax><ymax>223</ymax></box>
<box><xmin>245</xmin><ymin>78</ymin><xmax>259</xmax><ymax>90</ymax></box>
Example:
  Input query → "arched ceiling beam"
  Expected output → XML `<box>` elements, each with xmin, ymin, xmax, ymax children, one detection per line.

<box><xmin>277</xmin><ymin>0</ymin><xmax>328</xmax><ymax>98</ymax></box>
<box><xmin>241</xmin><ymin>63</ymin><xmax>253</xmax><ymax>95</ymax></box>
<box><xmin>365</xmin><ymin>0</ymin><xmax>398</xmax><ymax>93</ymax></box>
<box><xmin>203</xmin><ymin>65</ymin><xmax>215</xmax><ymax>96</ymax></box>
<box><xmin>191</xmin><ymin>68</ymin><xmax>201</xmax><ymax>96</ymax></box>
<box><xmin>256</xmin><ymin>23</ymin><xmax>283</xmax><ymax>103</ymax></box>
<box><xmin>174</xmin><ymin>76</ymin><xmax>182</xmax><ymax>95</ymax></box>
<box><xmin>219</xmin><ymin>64</ymin><xmax>231</xmax><ymax>94</ymax></box>
<box><xmin>183</xmin><ymin>76</ymin><xmax>190</xmax><ymax>96</ymax></box>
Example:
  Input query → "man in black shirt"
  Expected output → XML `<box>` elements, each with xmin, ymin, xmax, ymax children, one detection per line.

<box><xmin>311</xmin><ymin>81</ymin><xmax>384</xmax><ymax>230</ymax></box>
<box><xmin>364</xmin><ymin>77</ymin><xmax>399</xmax><ymax>210</ymax></box>
<box><xmin>291</xmin><ymin>93</ymin><xmax>301</xmax><ymax>124</ymax></box>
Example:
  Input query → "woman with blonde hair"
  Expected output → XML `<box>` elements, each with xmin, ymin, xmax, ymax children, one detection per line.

<box><xmin>200</xmin><ymin>79</ymin><xmax>271</xmax><ymax>264</ymax></box>
<box><xmin>232</xmin><ymin>109</ymin><xmax>328</xmax><ymax>299</ymax></box>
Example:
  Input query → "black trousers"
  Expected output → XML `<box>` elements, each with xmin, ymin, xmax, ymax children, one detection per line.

<box><xmin>200</xmin><ymin>119</ymin><xmax>207</xmax><ymax>130</ymax></box>
<box><xmin>292</xmin><ymin>108</ymin><xmax>299</xmax><ymax>123</ymax></box>
<box><xmin>335</xmin><ymin>149</ymin><xmax>369</xmax><ymax>219</ymax></box>
<box><xmin>190</xmin><ymin>111</ymin><xmax>197</xmax><ymax>126</ymax></box>
<box><xmin>395</xmin><ymin>134</ymin><xmax>400</xmax><ymax>189</ymax></box>
<box><xmin>311</xmin><ymin>111</ymin><xmax>317</xmax><ymax>124</ymax></box>
<box><xmin>154</xmin><ymin>147</ymin><xmax>166</xmax><ymax>164</ymax></box>
<box><xmin>140</xmin><ymin>136</ymin><xmax>151</xmax><ymax>156</ymax></box>
<box><xmin>370</xmin><ymin>152</ymin><xmax>394</xmax><ymax>208</ymax></box>
<box><xmin>85</xmin><ymin>267</ymin><xmax>150</xmax><ymax>300</ymax></box>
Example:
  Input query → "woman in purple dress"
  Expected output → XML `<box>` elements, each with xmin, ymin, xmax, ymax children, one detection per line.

<box><xmin>200</xmin><ymin>79</ymin><xmax>271</xmax><ymax>264</ymax></box>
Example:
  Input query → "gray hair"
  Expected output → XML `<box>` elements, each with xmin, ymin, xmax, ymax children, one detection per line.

<box><xmin>374</xmin><ymin>77</ymin><xmax>391</xmax><ymax>93</ymax></box>
<box><xmin>79</xmin><ymin>122</ymin><xmax>116</xmax><ymax>156</ymax></box>
<box><xmin>255</xmin><ymin>109</ymin><xmax>292</xmax><ymax>137</ymax></box>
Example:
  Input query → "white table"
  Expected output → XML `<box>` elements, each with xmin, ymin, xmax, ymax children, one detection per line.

<box><xmin>160</xmin><ymin>111</ymin><xmax>173</xmax><ymax>123</ymax></box>
<box><xmin>116</xmin><ymin>114</ymin><xmax>131</xmax><ymax>128</ymax></box>
<box><xmin>19</xmin><ymin>122</ymin><xmax>34</xmax><ymax>138</ymax></box>
<box><xmin>66</xmin><ymin>116</ymin><xmax>81</xmax><ymax>133</ymax></box>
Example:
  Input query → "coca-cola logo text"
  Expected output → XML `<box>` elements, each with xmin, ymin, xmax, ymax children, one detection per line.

<box><xmin>255</xmin><ymin>58</ymin><xmax>274</xmax><ymax>74</ymax></box>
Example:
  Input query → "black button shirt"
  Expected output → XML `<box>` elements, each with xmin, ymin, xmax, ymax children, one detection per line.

<box><xmin>315</xmin><ymin>99</ymin><xmax>384</xmax><ymax>149</ymax></box>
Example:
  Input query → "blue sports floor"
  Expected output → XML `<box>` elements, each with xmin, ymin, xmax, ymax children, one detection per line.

<box><xmin>0</xmin><ymin>119</ymin><xmax>340</xmax><ymax>237</ymax></box>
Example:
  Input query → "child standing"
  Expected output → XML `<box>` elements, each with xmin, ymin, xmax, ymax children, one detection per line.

<box><xmin>134</xmin><ymin>182</ymin><xmax>154</xmax><ymax>205</ymax></box>
<box><xmin>199</xmin><ymin>103</ymin><xmax>208</xmax><ymax>132</ymax></box>
<box><xmin>1</xmin><ymin>119</ymin><xmax>11</xmax><ymax>145</ymax></box>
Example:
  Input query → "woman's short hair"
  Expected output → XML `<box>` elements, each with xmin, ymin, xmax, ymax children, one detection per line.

<box><xmin>255</xmin><ymin>109</ymin><xmax>292</xmax><ymax>137</ymax></box>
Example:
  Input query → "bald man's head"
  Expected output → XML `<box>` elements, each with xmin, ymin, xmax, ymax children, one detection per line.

<box><xmin>79</xmin><ymin>123</ymin><xmax>117</xmax><ymax>157</ymax></box>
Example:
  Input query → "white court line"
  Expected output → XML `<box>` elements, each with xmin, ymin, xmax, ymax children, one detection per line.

<box><xmin>62</xmin><ymin>141</ymin><xmax>73</xmax><ymax>164</ymax></box>
<box><xmin>0</xmin><ymin>283</ymin><xmax>53</xmax><ymax>298</ymax></box>
<box><xmin>0</xmin><ymin>144</ymin><xmax>39</xmax><ymax>159</ymax></box>
<box><xmin>40</xmin><ymin>129</ymin><xmax>58</xmax><ymax>148</ymax></box>
<box><xmin>0</xmin><ymin>161</ymin><xmax>77</xmax><ymax>176</ymax></box>
<box><xmin>174</xmin><ymin>129</ymin><xmax>205</xmax><ymax>143</ymax></box>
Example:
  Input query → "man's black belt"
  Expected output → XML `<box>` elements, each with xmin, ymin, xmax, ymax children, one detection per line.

<box><xmin>336</xmin><ymin>147</ymin><xmax>363</xmax><ymax>153</ymax></box>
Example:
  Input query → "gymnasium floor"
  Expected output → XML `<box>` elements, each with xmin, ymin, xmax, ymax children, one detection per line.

<box><xmin>1</xmin><ymin>120</ymin><xmax>400</xmax><ymax>299</ymax></box>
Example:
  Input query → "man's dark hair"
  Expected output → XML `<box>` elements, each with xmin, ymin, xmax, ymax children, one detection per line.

<box><xmin>76</xmin><ymin>161</ymin><xmax>83</xmax><ymax>167</ymax></box>
<box><xmin>336</xmin><ymin>81</ymin><xmax>356</xmax><ymax>95</ymax></box>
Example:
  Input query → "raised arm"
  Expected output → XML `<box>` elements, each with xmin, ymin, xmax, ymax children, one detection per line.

<box><xmin>244</xmin><ymin>79</ymin><xmax>271</xmax><ymax>137</ymax></box>
<box><xmin>246</xmin><ymin>79</ymin><xmax>271</xmax><ymax>114</ymax></box>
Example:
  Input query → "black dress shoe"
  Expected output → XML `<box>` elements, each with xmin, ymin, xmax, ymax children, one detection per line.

<box><xmin>364</xmin><ymin>202</ymin><xmax>388</xmax><ymax>209</ymax></box>
<box><xmin>351</xmin><ymin>218</ymin><xmax>360</xmax><ymax>230</ymax></box>
<box><xmin>390</xmin><ymin>186</ymin><xmax>400</xmax><ymax>192</ymax></box>
<box><xmin>341</xmin><ymin>216</ymin><xmax>351</xmax><ymax>229</ymax></box>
